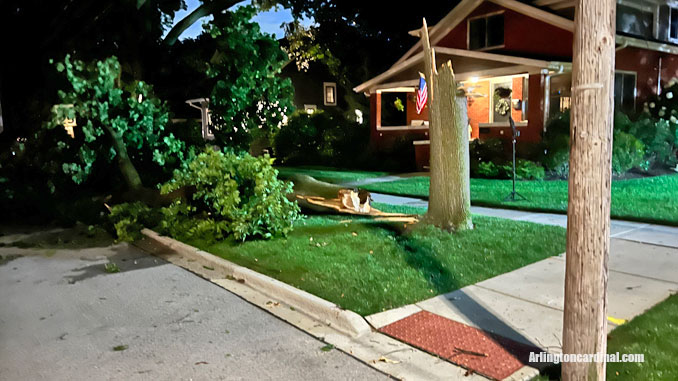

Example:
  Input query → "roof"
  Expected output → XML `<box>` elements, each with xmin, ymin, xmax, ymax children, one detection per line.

<box><xmin>393</xmin><ymin>0</ymin><xmax>574</xmax><ymax>69</ymax></box>
<box><xmin>354</xmin><ymin>0</ymin><xmax>678</xmax><ymax>94</ymax></box>
<box><xmin>354</xmin><ymin>47</ymin><xmax>570</xmax><ymax>93</ymax></box>
<box><xmin>354</xmin><ymin>0</ymin><xmax>574</xmax><ymax>94</ymax></box>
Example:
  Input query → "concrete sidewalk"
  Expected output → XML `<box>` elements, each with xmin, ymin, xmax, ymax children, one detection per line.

<box><xmin>367</xmin><ymin>192</ymin><xmax>678</xmax><ymax>358</ymax></box>
<box><xmin>365</xmin><ymin>202</ymin><xmax>678</xmax><ymax>356</ymax></box>
<box><xmin>371</xmin><ymin>192</ymin><xmax>678</xmax><ymax>248</ymax></box>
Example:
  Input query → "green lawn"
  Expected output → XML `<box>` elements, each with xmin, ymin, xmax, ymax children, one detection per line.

<box><xmin>276</xmin><ymin>166</ymin><xmax>388</xmax><ymax>184</ymax></box>
<box><xmin>183</xmin><ymin>203</ymin><xmax>565</xmax><ymax>316</ymax></box>
<box><xmin>606</xmin><ymin>294</ymin><xmax>678</xmax><ymax>380</ymax></box>
<box><xmin>538</xmin><ymin>294</ymin><xmax>678</xmax><ymax>380</ymax></box>
<box><xmin>362</xmin><ymin>175</ymin><xmax>678</xmax><ymax>226</ymax></box>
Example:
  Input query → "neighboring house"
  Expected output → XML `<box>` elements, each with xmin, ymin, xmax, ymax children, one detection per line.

<box><xmin>354</xmin><ymin>0</ymin><xmax>678</xmax><ymax>170</ymax></box>
<box><xmin>280</xmin><ymin>62</ymin><xmax>346</xmax><ymax>115</ymax></box>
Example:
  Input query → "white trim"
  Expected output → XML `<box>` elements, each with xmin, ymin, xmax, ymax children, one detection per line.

<box><xmin>479</xmin><ymin>121</ymin><xmax>528</xmax><ymax>128</ymax></box>
<box><xmin>433</xmin><ymin>47</ymin><xmax>553</xmax><ymax>68</ymax></box>
<box><xmin>377</xmin><ymin>126</ymin><xmax>430</xmax><ymax>131</ymax></box>
<box><xmin>323</xmin><ymin>82</ymin><xmax>337</xmax><ymax>106</ymax></box>
<box><xmin>615</xmin><ymin>34</ymin><xmax>678</xmax><ymax>55</ymax></box>
<box><xmin>355</xmin><ymin>47</ymin><xmax>560</xmax><ymax>94</ymax></box>
<box><xmin>413</xmin><ymin>140</ymin><xmax>431</xmax><ymax>145</ymax></box>
<box><xmin>354</xmin><ymin>52</ymin><xmax>424</xmax><ymax>93</ymax></box>
<box><xmin>376</xmin><ymin>87</ymin><xmax>417</xmax><ymax>93</ymax></box>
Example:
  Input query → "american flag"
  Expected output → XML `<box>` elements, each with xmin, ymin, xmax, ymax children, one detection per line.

<box><xmin>416</xmin><ymin>74</ymin><xmax>427</xmax><ymax>114</ymax></box>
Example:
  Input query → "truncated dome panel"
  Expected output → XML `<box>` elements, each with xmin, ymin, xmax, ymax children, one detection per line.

<box><xmin>379</xmin><ymin>311</ymin><xmax>541</xmax><ymax>380</ymax></box>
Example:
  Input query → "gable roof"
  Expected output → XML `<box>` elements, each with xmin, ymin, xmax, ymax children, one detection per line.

<box><xmin>392</xmin><ymin>0</ymin><xmax>574</xmax><ymax>68</ymax></box>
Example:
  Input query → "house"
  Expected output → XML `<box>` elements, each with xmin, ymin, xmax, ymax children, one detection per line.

<box><xmin>354</xmin><ymin>0</ymin><xmax>678</xmax><ymax>170</ymax></box>
<box><xmin>280</xmin><ymin>62</ymin><xmax>346</xmax><ymax>116</ymax></box>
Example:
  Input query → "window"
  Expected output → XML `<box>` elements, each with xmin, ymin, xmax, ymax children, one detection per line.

<box><xmin>616</xmin><ymin>4</ymin><xmax>653</xmax><ymax>39</ymax></box>
<box><xmin>614</xmin><ymin>71</ymin><xmax>637</xmax><ymax>112</ymax></box>
<box><xmin>671</xmin><ymin>7</ymin><xmax>678</xmax><ymax>40</ymax></box>
<box><xmin>469</xmin><ymin>13</ymin><xmax>504</xmax><ymax>51</ymax></box>
<box><xmin>323</xmin><ymin>82</ymin><xmax>337</xmax><ymax>106</ymax></box>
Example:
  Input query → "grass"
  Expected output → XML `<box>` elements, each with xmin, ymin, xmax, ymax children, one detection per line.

<box><xmin>536</xmin><ymin>294</ymin><xmax>678</xmax><ymax>380</ymax></box>
<box><xmin>362</xmin><ymin>174</ymin><xmax>678</xmax><ymax>225</ymax></box>
<box><xmin>276</xmin><ymin>166</ymin><xmax>388</xmax><ymax>184</ymax></box>
<box><xmin>183</xmin><ymin>203</ymin><xmax>566</xmax><ymax>316</ymax></box>
<box><xmin>606</xmin><ymin>293</ymin><xmax>678</xmax><ymax>380</ymax></box>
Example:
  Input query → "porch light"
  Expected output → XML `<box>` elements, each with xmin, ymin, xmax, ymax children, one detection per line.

<box><xmin>63</xmin><ymin>117</ymin><xmax>76</xmax><ymax>138</ymax></box>
<box><xmin>470</xmin><ymin>76</ymin><xmax>479</xmax><ymax>83</ymax></box>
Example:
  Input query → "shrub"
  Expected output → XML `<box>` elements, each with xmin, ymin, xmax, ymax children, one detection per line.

<box><xmin>502</xmin><ymin>159</ymin><xmax>546</xmax><ymax>180</ymax></box>
<box><xmin>612</xmin><ymin>131</ymin><xmax>647</xmax><ymax>174</ymax></box>
<box><xmin>273</xmin><ymin>109</ymin><xmax>370</xmax><ymax>167</ymax></box>
<box><xmin>542</xmin><ymin>111</ymin><xmax>571</xmax><ymax>178</ymax></box>
<box><xmin>109</xmin><ymin>202</ymin><xmax>161</xmax><ymax>242</ymax></box>
<box><xmin>616</xmin><ymin>113</ymin><xmax>678</xmax><ymax>169</ymax></box>
<box><xmin>162</xmin><ymin>148</ymin><xmax>301</xmax><ymax>241</ymax></box>
<box><xmin>470</xmin><ymin>139</ymin><xmax>506</xmax><ymax>178</ymax></box>
<box><xmin>476</xmin><ymin>161</ymin><xmax>500</xmax><ymax>178</ymax></box>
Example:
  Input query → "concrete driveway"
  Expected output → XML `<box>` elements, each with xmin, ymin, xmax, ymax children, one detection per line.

<box><xmin>0</xmin><ymin>228</ymin><xmax>389</xmax><ymax>381</ymax></box>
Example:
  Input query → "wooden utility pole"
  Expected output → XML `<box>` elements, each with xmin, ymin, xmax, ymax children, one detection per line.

<box><xmin>562</xmin><ymin>1</ymin><xmax>616</xmax><ymax>380</ymax></box>
<box><xmin>419</xmin><ymin>19</ymin><xmax>473</xmax><ymax>232</ymax></box>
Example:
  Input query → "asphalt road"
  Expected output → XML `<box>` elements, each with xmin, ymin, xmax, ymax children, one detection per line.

<box><xmin>0</xmin><ymin>228</ymin><xmax>389</xmax><ymax>381</ymax></box>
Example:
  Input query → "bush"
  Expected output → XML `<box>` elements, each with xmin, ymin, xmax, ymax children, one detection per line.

<box><xmin>273</xmin><ymin>109</ymin><xmax>370</xmax><ymax>168</ymax></box>
<box><xmin>542</xmin><ymin>111</ymin><xmax>571</xmax><ymax>178</ymax></box>
<box><xmin>109</xmin><ymin>202</ymin><xmax>161</xmax><ymax>242</ymax></box>
<box><xmin>476</xmin><ymin>161</ymin><xmax>500</xmax><ymax>178</ymax></box>
<box><xmin>612</xmin><ymin>131</ymin><xmax>647</xmax><ymax>174</ymax></box>
<box><xmin>501</xmin><ymin>159</ymin><xmax>546</xmax><ymax>180</ymax></box>
<box><xmin>162</xmin><ymin>148</ymin><xmax>301</xmax><ymax>241</ymax></box>
<box><xmin>616</xmin><ymin>113</ymin><xmax>678</xmax><ymax>169</ymax></box>
<box><xmin>470</xmin><ymin>139</ymin><xmax>506</xmax><ymax>178</ymax></box>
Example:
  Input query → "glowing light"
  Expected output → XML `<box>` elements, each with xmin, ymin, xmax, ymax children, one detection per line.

<box><xmin>470</xmin><ymin>76</ymin><xmax>479</xmax><ymax>83</ymax></box>
<box><xmin>63</xmin><ymin>118</ymin><xmax>77</xmax><ymax>138</ymax></box>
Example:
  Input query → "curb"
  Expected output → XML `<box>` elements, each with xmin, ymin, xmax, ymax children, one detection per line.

<box><xmin>138</xmin><ymin>228</ymin><xmax>371</xmax><ymax>338</ymax></box>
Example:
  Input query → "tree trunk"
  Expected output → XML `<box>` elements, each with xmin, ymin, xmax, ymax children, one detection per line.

<box><xmin>419</xmin><ymin>19</ymin><xmax>472</xmax><ymax>231</ymax></box>
<box><xmin>562</xmin><ymin>1</ymin><xmax>616</xmax><ymax>380</ymax></box>
<box><xmin>105</xmin><ymin>124</ymin><xmax>143</xmax><ymax>191</ymax></box>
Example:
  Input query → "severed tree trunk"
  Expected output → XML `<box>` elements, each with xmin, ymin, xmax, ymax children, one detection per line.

<box><xmin>562</xmin><ymin>1</ymin><xmax>616</xmax><ymax>380</ymax></box>
<box><xmin>419</xmin><ymin>19</ymin><xmax>472</xmax><ymax>231</ymax></box>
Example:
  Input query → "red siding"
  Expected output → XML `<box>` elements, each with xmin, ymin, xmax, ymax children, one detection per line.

<box><xmin>616</xmin><ymin>48</ymin><xmax>662</xmax><ymax>101</ymax></box>
<box><xmin>436</xmin><ymin>2</ymin><xmax>573</xmax><ymax>59</ymax></box>
<box><xmin>503</xmin><ymin>10</ymin><xmax>572</xmax><ymax>59</ymax></box>
<box><xmin>662</xmin><ymin>55</ymin><xmax>678</xmax><ymax>84</ymax></box>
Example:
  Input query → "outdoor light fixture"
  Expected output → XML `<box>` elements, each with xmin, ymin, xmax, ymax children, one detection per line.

<box><xmin>63</xmin><ymin>117</ymin><xmax>77</xmax><ymax>138</ymax></box>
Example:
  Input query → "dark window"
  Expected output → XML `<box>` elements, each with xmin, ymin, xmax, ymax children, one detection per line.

<box><xmin>614</xmin><ymin>72</ymin><xmax>636</xmax><ymax>112</ymax></box>
<box><xmin>469</xmin><ymin>14</ymin><xmax>504</xmax><ymax>50</ymax></box>
<box><xmin>616</xmin><ymin>4</ymin><xmax>653</xmax><ymax>39</ymax></box>
<box><xmin>671</xmin><ymin>7</ymin><xmax>678</xmax><ymax>40</ymax></box>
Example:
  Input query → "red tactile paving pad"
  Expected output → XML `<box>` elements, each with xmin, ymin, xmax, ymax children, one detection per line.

<box><xmin>379</xmin><ymin>311</ymin><xmax>540</xmax><ymax>380</ymax></box>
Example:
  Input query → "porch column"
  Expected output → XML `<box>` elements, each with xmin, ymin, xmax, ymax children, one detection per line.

<box><xmin>369</xmin><ymin>92</ymin><xmax>382</xmax><ymax>148</ymax></box>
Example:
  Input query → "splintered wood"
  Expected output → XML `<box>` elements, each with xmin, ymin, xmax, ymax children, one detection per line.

<box><xmin>296</xmin><ymin>189</ymin><xmax>418</xmax><ymax>224</ymax></box>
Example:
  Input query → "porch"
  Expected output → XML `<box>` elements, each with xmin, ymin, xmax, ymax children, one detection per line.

<box><xmin>355</xmin><ymin>47</ymin><xmax>571</xmax><ymax>170</ymax></box>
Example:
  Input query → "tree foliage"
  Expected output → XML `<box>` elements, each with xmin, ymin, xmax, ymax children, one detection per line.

<box><xmin>160</xmin><ymin>148</ymin><xmax>301</xmax><ymax>241</ymax></box>
<box><xmin>204</xmin><ymin>5</ymin><xmax>294</xmax><ymax>151</ymax></box>
<box><xmin>48</xmin><ymin>55</ymin><xmax>187</xmax><ymax>189</ymax></box>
